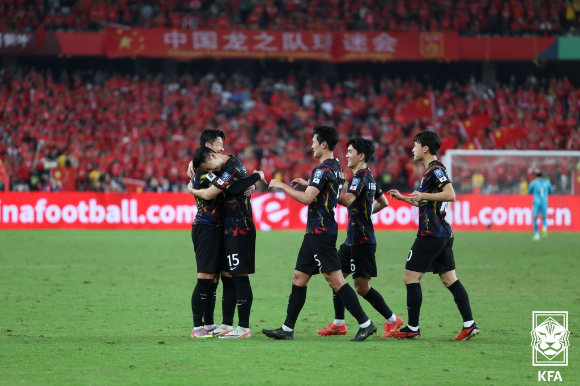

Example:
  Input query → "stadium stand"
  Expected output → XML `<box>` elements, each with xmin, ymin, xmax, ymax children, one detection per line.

<box><xmin>1</xmin><ymin>0</ymin><xmax>579</xmax><ymax>37</ymax></box>
<box><xmin>1</xmin><ymin>66</ymin><xmax>579</xmax><ymax>192</ymax></box>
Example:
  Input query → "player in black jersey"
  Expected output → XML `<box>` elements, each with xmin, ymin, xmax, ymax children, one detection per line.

<box><xmin>262</xmin><ymin>125</ymin><xmax>377</xmax><ymax>342</ymax></box>
<box><xmin>189</xmin><ymin>147</ymin><xmax>266</xmax><ymax>338</ymax></box>
<box><xmin>187</xmin><ymin>129</ymin><xmax>228</xmax><ymax>338</ymax></box>
<box><xmin>316</xmin><ymin>137</ymin><xmax>404</xmax><ymax>339</ymax></box>
<box><xmin>387</xmin><ymin>130</ymin><xmax>479</xmax><ymax>341</ymax></box>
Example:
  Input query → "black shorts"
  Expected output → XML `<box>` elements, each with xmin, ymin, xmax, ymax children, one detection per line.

<box><xmin>405</xmin><ymin>237</ymin><xmax>456</xmax><ymax>274</ymax></box>
<box><xmin>191</xmin><ymin>223</ymin><xmax>225</xmax><ymax>274</ymax></box>
<box><xmin>295</xmin><ymin>234</ymin><xmax>341</xmax><ymax>275</ymax></box>
<box><xmin>337</xmin><ymin>243</ymin><xmax>378</xmax><ymax>279</ymax></box>
<box><xmin>223</xmin><ymin>232</ymin><xmax>256</xmax><ymax>275</ymax></box>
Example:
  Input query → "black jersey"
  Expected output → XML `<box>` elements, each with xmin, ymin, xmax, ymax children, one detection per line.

<box><xmin>345</xmin><ymin>168</ymin><xmax>383</xmax><ymax>246</ymax></box>
<box><xmin>212</xmin><ymin>155</ymin><xmax>256</xmax><ymax>236</ymax></box>
<box><xmin>192</xmin><ymin>169</ymin><xmax>223</xmax><ymax>226</ymax></box>
<box><xmin>417</xmin><ymin>160</ymin><xmax>453</xmax><ymax>238</ymax></box>
<box><xmin>306</xmin><ymin>158</ymin><xmax>345</xmax><ymax>235</ymax></box>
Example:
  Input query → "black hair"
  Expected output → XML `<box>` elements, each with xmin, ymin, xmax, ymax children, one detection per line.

<box><xmin>200</xmin><ymin>129</ymin><xmax>225</xmax><ymax>147</ymax></box>
<box><xmin>536</xmin><ymin>171</ymin><xmax>543</xmax><ymax>177</ymax></box>
<box><xmin>192</xmin><ymin>146</ymin><xmax>216</xmax><ymax>169</ymax></box>
<box><xmin>346</xmin><ymin>137</ymin><xmax>375</xmax><ymax>163</ymax></box>
<box><xmin>313</xmin><ymin>124</ymin><xmax>339</xmax><ymax>151</ymax></box>
<box><xmin>413</xmin><ymin>130</ymin><xmax>441</xmax><ymax>155</ymax></box>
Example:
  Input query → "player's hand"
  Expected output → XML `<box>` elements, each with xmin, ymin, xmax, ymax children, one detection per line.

<box><xmin>410</xmin><ymin>190</ymin><xmax>424</xmax><ymax>202</ymax></box>
<box><xmin>243</xmin><ymin>184</ymin><xmax>256</xmax><ymax>196</ymax></box>
<box><xmin>269</xmin><ymin>179</ymin><xmax>284</xmax><ymax>190</ymax></box>
<box><xmin>187</xmin><ymin>181</ymin><xmax>195</xmax><ymax>195</ymax></box>
<box><xmin>387</xmin><ymin>189</ymin><xmax>403</xmax><ymax>201</ymax></box>
<box><xmin>253</xmin><ymin>170</ymin><xmax>267</xmax><ymax>184</ymax></box>
<box><xmin>290</xmin><ymin>178</ymin><xmax>308</xmax><ymax>188</ymax></box>
<box><xmin>187</xmin><ymin>161</ymin><xmax>194</xmax><ymax>179</ymax></box>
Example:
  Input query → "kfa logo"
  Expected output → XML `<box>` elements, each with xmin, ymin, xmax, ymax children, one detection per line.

<box><xmin>531</xmin><ymin>311</ymin><xmax>569</xmax><ymax>367</ymax></box>
<box><xmin>538</xmin><ymin>371</ymin><xmax>562</xmax><ymax>382</ymax></box>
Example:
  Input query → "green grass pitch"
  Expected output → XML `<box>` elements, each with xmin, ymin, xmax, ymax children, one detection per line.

<box><xmin>1</xmin><ymin>230</ymin><xmax>579</xmax><ymax>386</ymax></box>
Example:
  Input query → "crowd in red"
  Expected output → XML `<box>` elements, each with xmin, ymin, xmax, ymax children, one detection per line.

<box><xmin>1</xmin><ymin>66</ymin><xmax>579</xmax><ymax>193</ymax></box>
<box><xmin>1</xmin><ymin>0</ymin><xmax>579</xmax><ymax>37</ymax></box>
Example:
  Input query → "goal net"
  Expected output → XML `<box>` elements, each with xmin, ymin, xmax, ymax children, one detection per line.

<box><xmin>444</xmin><ymin>150</ymin><xmax>580</xmax><ymax>195</ymax></box>
<box><xmin>442</xmin><ymin>150</ymin><xmax>580</xmax><ymax>231</ymax></box>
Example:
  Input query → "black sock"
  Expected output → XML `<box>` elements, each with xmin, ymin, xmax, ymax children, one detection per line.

<box><xmin>362</xmin><ymin>287</ymin><xmax>393</xmax><ymax>320</ymax></box>
<box><xmin>336</xmin><ymin>284</ymin><xmax>369</xmax><ymax>325</ymax></box>
<box><xmin>232</xmin><ymin>276</ymin><xmax>253</xmax><ymax>329</ymax></box>
<box><xmin>221</xmin><ymin>276</ymin><xmax>236</xmax><ymax>326</ymax></box>
<box><xmin>191</xmin><ymin>278</ymin><xmax>212</xmax><ymax>328</ymax></box>
<box><xmin>284</xmin><ymin>285</ymin><xmax>307</xmax><ymax>330</ymax></box>
<box><xmin>333</xmin><ymin>291</ymin><xmax>345</xmax><ymax>320</ymax></box>
<box><xmin>406</xmin><ymin>283</ymin><xmax>422</xmax><ymax>327</ymax></box>
<box><xmin>447</xmin><ymin>280</ymin><xmax>473</xmax><ymax>323</ymax></box>
<box><xmin>203</xmin><ymin>281</ymin><xmax>218</xmax><ymax>326</ymax></box>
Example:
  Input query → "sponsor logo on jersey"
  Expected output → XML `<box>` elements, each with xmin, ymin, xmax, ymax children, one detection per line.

<box><xmin>205</xmin><ymin>172</ymin><xmax>217</xmax><ymax>182</ymax></box>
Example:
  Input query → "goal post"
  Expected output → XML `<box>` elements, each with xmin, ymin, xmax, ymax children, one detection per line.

<box><xmin>441</xmin><ymin>150</ymin><xmax>580</xmax><ymax>231</ymax></box>
<box><xmin>444</xmin><ymin>150</ymin><xmax>580</xmax><ymax>195</ymax></box>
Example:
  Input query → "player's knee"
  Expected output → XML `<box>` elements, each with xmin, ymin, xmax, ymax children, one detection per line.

<box><xmin>292</xmin><ymin>273</ymin><xmax>308</xmax><ymax>287</ymax></box>
<box><xmin>354</xmin><ymin>284</ymin><xmax>369</xmax><ymax>296</ymax></box>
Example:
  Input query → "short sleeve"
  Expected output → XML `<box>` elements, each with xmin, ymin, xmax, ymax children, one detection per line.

<box><xmin>213</xmin><ymin>164</ymin><xmax>237</xmax><ymax>191</ymax></box>
<box><xmin>193</xmin><ymin>169</ymin><xmax>217</xmax><ymax>189</ymax></box>
<box><xmin>347</xmin><ymin>177</ymin><xmax>363</xmax><ymax>198</ymax></box>
<box><xmin>308</xmin><ymin>167</ymin><xmax>327</xmax><ymax>190</ymax></box>
<box><xmin>428</xmin><ymin>167</ymin><xmax>450</xmax><ymax>188</ymax></box>
<box><xmin>374</xmin><ymin>186</ymin><xmax>384</xmax><ymax>200</ymax></box>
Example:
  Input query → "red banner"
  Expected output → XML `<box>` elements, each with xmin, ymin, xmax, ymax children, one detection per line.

<box><xmin>103</xmin><ymin>27</ymin><xmax>458</xmax><ymax>61</ymax></box>
<box><xmin>104</xmin><ymin>27</ymin><xmax>335</xmax><ymax>61</ymax></box>
<box><xmin>333</xmin><ymin>32</ymin><xmax>458</xmax><ymax>62</ymax></box>
<box><xmin>0</xmin><ymin>193</ymin><xmax>578</xmax><ymax>231</ymax></box>
<box><xmin>0</xmin><ymin>29</ymin><xmax>558</xmax><ymax>61</ymax></box>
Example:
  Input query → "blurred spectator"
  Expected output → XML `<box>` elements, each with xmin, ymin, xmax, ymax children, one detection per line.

<box><xmin>0</xmin><ymin>66</ymin><xmax>579</xmax><ymax>194</ymax></box>
<box><xmin>0</xmin><ymin>0</ymin><xmax>576</xmax><ymax>36</ymax></box>
<box><xmin>471</xmin><ymin>169</ymin><xmax>484</xmax><ymax>194</ymax></box>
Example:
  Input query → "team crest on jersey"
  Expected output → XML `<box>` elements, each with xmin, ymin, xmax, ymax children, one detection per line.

<box><xmin>217</xmin><ymin>172</ymin><xmax>232</xmax><ymax>186</ymax></box>
<box><xmin>434</xmin><ymin>168</ymin><xmax>447</xmax><ymax>182</ymax></box>
<box><xmin>350</xmin><ymin>178</ymin><xmax>361</xmax><ymax>191</ymax></box>
<box><xmin>312</xmin><ymin>169</ymin><xmax>323</xmax><ymax>184</ymax></box>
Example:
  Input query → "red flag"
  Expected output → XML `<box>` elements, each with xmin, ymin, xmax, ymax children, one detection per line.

<box><xmin>52</xmin><ymin>167</ymin><xmax>76</xmax><ymax>191</ymax></box>
<box><xmin>395</xmin><ymin>96</ymin><xmax>434</xmax><ymax>124</ymax></box>
<box><xmin>462</xmin><ymin>138</ymin><xmax>482</xmax><ymax>150</ymax></box>
<box><xmin>36</xmin><ymin>24</ymin><xmax>47</xmax><ymax>48</ymax></box>
<box><xmin>121</xmin><ymin>178</ymin><xmax>146</xmax><ymax>193</ymax></box>
<box><xmin>439</xmin><ymin>136</ymin><xmax>458</xmax><ymax>155</ymax></box>
<box><xmin>459</xmin><ymin>114</ymin><xmax>491</xmax><ymax>138</ymax></box>
<box><xmin>0</xmin><ymin>158</ymin><xmax>9</xmax><ymax>191</ymax></box>
<box><xmin>490</xmin><ymin>126</ymin><xmax>529</xmax><ymax>148</ymax></box>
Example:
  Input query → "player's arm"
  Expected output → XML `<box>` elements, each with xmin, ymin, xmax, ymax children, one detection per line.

<box><xmin>338</xmin><ymin>192</ymin><xmax>356</xmax><ymax>207</ymax></box>
<box><xmin>387</xmin><ymin>189</ymin><xmax>420</xmax><ymax>207</ymax></box>
<box><xmin>269</xmin><ymin>179</ymin><xmax>320</xmax><ymax>205</ymax></box>
<box><xmin>372</xmin><ymin>193</ymin><xmax>389</xmax><ymax>214</ymax></box>
<box><xmin>290</xmin><ymin>178</ymin><xmax>309</xmax><ymax>190</ymax></box>
<box><xmin>224</xmin><ymin>172</ymin><xmax>265</xmax><ymax>195</ymax></box>
<box><xmin>410</xmin><ymin>183</ymin><xmax>456</xmax><ymax>203</ymax></box>
<box><xmin>188</xmin><ymin>184</ymin><xmax>223</xmax><ymax>200</ymax></box>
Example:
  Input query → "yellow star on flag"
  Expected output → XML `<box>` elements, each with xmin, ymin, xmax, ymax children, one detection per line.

<box><xmin>119</xmin><ymin>36</ymin><xmax>133</xmax><ymax>49</ymax></box>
